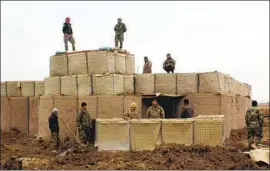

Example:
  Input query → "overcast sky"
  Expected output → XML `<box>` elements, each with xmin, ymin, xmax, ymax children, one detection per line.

<box><xmin>1</xmin><ymin>1</ymin><xmax>269</xmax><ymax>102</ymax></box>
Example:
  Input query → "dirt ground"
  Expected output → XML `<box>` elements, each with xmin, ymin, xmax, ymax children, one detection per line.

<box><xmin>1</xmin><ymin>119</ymin><xmax>269</xmax><ymax>170</ymax></box>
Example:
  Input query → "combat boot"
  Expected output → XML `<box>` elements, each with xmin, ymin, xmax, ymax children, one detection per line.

<box><xmin>120</xmin><ymin>42</ymin><xmax>123</xmax><ymax>49</ymax></box>
<box><xmin>72</xmin><ymin>46</ymin><xmax>76</xmax><ymax>51</ymax></box>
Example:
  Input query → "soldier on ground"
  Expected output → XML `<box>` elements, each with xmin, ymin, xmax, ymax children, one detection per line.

<box><xmin>48</xmin><ymin>108</ymin><xmax>60</xmax><ymax>148</ymax></box>
<box><xmin>146</xmin><ymin>99</ymin><xmax>165</xmax><ymax>119</ymax></box>
<box><xmin>245</xmin><ymin>100</ymin><xmax>264</xmax><ymax>150</ymax></box>
<box><xmin>143</xmin><ymin>56</ymin><xmax>152</xmax><ymax>74</ymax></box>
<box><xmin>62</xmin><ymin>17</ymin><xmax>75</xmax><ymax>52</ymax></box>
<box><xmin>180</xmin><ymin>99</ymin><xmax>194</xmax><ymax>118</ymax></box>
<box><xmin>77</xmin><ymin>102</ymin><xmax>92</xmax><ymax>145</ymax></box>
<box><xmin>163</xmin><ymin>53</ymin><xmax>176</xmax><ymax>73</ymax></box>
<box><xmin>123</xmin><ymin>102</ymin><xmax>139</xmax><ymax>120</ymax></box>
<box><xmin>114</xmin><ymin>18</ymin><xmax>127</xmax><ymax>49</ymax></box>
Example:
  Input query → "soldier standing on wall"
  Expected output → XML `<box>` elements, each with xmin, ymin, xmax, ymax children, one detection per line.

<box><xmin>77</xmin><ymin>102</ymin><xmax>92</xmax><ymax>146</ymax></box>
<box><xmin>114</xmin><ymin>18</ymin><xmax>127</xmax><ymax>49</ymax></box>
<box><xmin>62</xmin><ymin>17</ymin><xmax>76</xmax><ymax>52</ymax></box>
<box><xmin>143</xmin><ymin>56</ymin><xmax>152</xmax><ymax>74</ymax></box>
<box><xmin>146</xmin><ymin>99</ymin><xmax>165</xmax><ymax>119</ymax></box>
<box><xmin>245</xmin><ymin>100</ymin><xmax>264</xmax><ymax>150</ymax></box>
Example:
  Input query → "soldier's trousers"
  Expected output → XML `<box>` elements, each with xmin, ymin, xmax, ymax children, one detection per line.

<box><xmin>115</xmin><ymin>34</ymin><xmax>124</xmax><ymax>49</ymax></box>
<box><xmin>247</xmin><ymin>127</ymin><xmax>260</xmax><ymax>146</ymax></box>
<box><xmin>64</xmin><ymin>34</ymin><xmax>75</xmax><ymax>51</ymax></box>
<box><xmin>257</xmin><ymin>126</ymin><xmax>263</xmax><ymax>144</ymax></box>
<box><xmin>51</xmin><ymin>131</ymin><xmax>60</xmax><ymax>147</ymax></box>
<box><xmin>79</xmin><ymin>127</ymin><xmax>91</xmax><ymax>144</ymax></box>
<box><xmin>164</xmin><ymin>66</ymin><xmax>175</xmax><ymax>73</ymax></box>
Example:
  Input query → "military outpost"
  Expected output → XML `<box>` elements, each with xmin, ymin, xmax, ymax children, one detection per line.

<box><xmin>0</xmin><ymin>17</ymin><xmax>269</xmax><ymax>170</ymax></box>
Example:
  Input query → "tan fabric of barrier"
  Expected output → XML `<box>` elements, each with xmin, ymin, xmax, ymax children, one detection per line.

<box><xmin>161</xmin><ymin>119</ymin><xmax>194</xmax><ymax>145</ymax></box>
<box><xmin>61</xmin><ymin>76</ymin><xmax>77</xmax><ymax>96</ymax></box>
<box><xmin>123</xmin><ymin>75</ymin><xmax>134</xmax><ymax>94</ymax></box>
<box><xmin>1</xmin><ymin>82</ymin><xmax>7</xmax><ymax>97</ymax></box>
<box><xmin>125</xmin><ymin>54</ymin><xmax>135</xmax><ymax>75</ymax></box>
<box><xmin>68</xmin><ymin>52</ymin><xmax>88</xmax><ymax>75</ymax></box>
<box><xmin>177</xmin><ymin>73</ymin><xmax>198</xmax><ymax>96</ymax></box>
<box><xmin>155</xmin><ymin>74</ymin><xmax>177</xmax><ymax>95</ymax></box>
<box><xmin>34</xmin><ymin>81</ymin><xmax>44</xmax><ymax>97</ymax></box>
<box><xmin>114</xmin><ymin>53</ymin><xmax>126</xmax><ymax>74</ymax></box>
<box><xmin>97</xmin><ymin>96</ymin><xmax>124</xmax><ymax>119</ymax></box>
<box><xmin>21</xmin><ymin>81</ymin><xmax>35</xmax><ymax>97</ymax></box>
<box><xmin>50</xmin><ymin>55</ymin><xmax>68</xmax><ymax>76</ymax></box>
<box><xmin>77</xmin><ymin>75</ymin><xmax>92</xmax><ymax>96</ymax></box>
<box><xmin>130</xmin><ymin>119</ymin><xmax>161</xmax><ymax>151</ymax></box>
<box><xmin>44</xmin><ymin>77</ymin><xmax>61</xmax><ymax>96</ymax></box>
<box><xmin>95</xmin><ymin>119</ymin><xmax>130</xmax><ymax>151</ymax></box>
<box><xmin>134</xmin><ymin>74</ymin><xmax>155</xmax><ymax>95</ymax></box>
<box><xmin>38</xmin><ymin>96</ymin><xmax>53</xmax><ymax>141</ymax></box>
<box><xmin>6</xmin><ymin>81</ymin><xmax>21</xmax><ymax>97</ymax></box>
<box><xmin>87</xmin><ymin>51</ymin><xmax>115</xmax><ymax>74</ymax></box>
<box><xmin>1</xmin><ymin>97</ymin><xmax>10</xmax><ymax>132</ymax></box>
<box><xmin>198</xmin><ymin>71</ymin><xmax>226</xmax><ymax>94</ymax></box>
<box><xmin>29</xmin><ymin>97</ymin><xmax>39</xmax><ymax>136</ymax></box>
<box><xmin>10</xmin><ymin>97</ymin><xmax>28</xmax><ymax>134</ymax></box>
<box><xmin>93</xmin><ymin>74</ymin><xmax>124</xmax><ymax>95</ymax></box>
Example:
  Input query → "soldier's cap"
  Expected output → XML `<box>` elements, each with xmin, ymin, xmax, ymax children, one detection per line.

<box><xmin>117</xmin><ymin>18</ymin><xmax>122</xmax><ymax>21</ymax></box>
<box><xmin>131</xmin><ymin>102</ymin><xmax>137</xmax><ymax>108</ymax></box>
<box><xmin>166</xmin><ymin>53</ymin><xmax>171</xmax><ymax>57</ymax></box>
<box><xmin>144</xmin><ymin>56</ymin><xmax>148</xmax><ymax>59</ymax></box>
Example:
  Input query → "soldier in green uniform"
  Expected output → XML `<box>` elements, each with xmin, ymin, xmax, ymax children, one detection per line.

<box><xmin>163</xmin><ymin>53</ymin><xmax>176</xmax><ymax>73</ymax></box>
<box><xmin>146</xmin><ymin>99</ymin><xmax>165</xmax><ymax>119</ymax></box>
<box><xmin>77</xmin><ymin>102</ymin><xmax>92</xmax><ymax>145</ymax></box>
<box><xmin>123</xmin><ymin>102</ymin><xmax>139</xmax><ymax>120</ymax></box>
<box><xmin>114</xmin><ymin>18</ymin><xmax>127</xmax><ymax>49</ymax></box>
<box><xmin>245</xmin><ymin>100</ymin><xmax>264</xmax><ymax>149</ymax></box>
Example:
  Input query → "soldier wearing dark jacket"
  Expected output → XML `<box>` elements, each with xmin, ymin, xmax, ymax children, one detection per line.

<box><xmin>48</xmin><ymin>108</ymin><xmax>60</xmax><ymax>147</ymax></box>
<box><xmin>77</xmin><ymin>102</ymin><xmax>92</xmax><ymax>145</ymax></box>
<box><xmin>62</xmin><ymin>17</ymin><xmax>75</xmax><ymax>51</ymax></box>
<box><xmin>180</xmin><ymin>99</ymin><xmax>194</xmax><ymax>118</ymax></box>
<box><xmin>114</xmin><ymin>18</ymin><xmax>127</xmax><ymax>49</ymax></box>
<box><xmin>163</xmin><ymin>53</ymin><xmax>176</xmax><ymax>73</ymax></box>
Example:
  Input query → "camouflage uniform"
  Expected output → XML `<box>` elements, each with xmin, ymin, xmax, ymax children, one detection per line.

<box><xmin>146</xmin><ymin>105</ymin><xmax>165</xmax><ymax>119</ymax></box>
<box><xmin>77</xmin><ymin>109</ymin><xmax>92</xmax><ymax>144</ymax></box>
<box><xmin>245</xmin><ymin>107</ymin><xmax>264</xmax><ymax>148</ymax></box>
<box><xmin>123</xmin><ymin>109</ymin><xmax>139</xmax><ymax>120</ymax></box>
<box><xmin>163</xmin><ymin>58</ymin><xmax>176</xmax><ymax>73</ymax></box>
<box><xmin>62</xmin><ymin>22</ymin><xmax>75</xmax><ymax>51</ymax></box>
<box><xmin>143</xmin><ymin>60</ymin><xmax>152</xmax><ymax>74</ymax></box>
<box><xmin>114</xmin><ymin>20</ymin><xmax>127</xmax><ymax>49</ymax></box>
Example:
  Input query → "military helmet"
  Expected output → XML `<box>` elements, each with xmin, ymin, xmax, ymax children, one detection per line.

<box><xmin>117</xmin><ymin>18</ymin><xmax>122</xmax><ymax>22</ymax></box>
<box><xmin>130</xmin><ymin>102</ymin><xmax>137</xmax><ymax>108</ymax></box>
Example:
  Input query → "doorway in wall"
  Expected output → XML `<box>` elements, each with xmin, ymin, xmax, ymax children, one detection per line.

<box><xmin>141</xmin><ymin>95</ymin><xmax>184</xmax><ymax>118</ymax></box>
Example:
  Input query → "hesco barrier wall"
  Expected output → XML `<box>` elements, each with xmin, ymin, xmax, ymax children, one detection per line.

<box><xmin>95</xmin><ymin>117</ymin><xmax>225</xmax><ymax>151</ymax></box>
<box><xmin>95</xmin><ymin>119</ymin><xmax>130</xmax><ymax>151</ymax></box>
<box><xmin>1</xmin><ymin>94</ymin><xmax>251</xmax><ymax>142</ymax></box>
